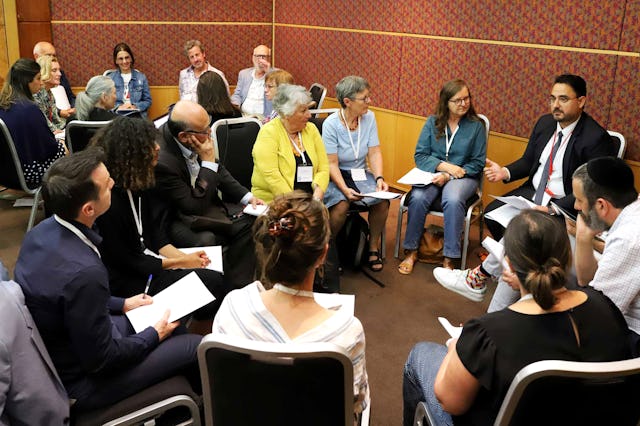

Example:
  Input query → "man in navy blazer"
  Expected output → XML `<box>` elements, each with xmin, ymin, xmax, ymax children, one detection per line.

<box><xmin>0</xmin><ymin>278</ymin><xmax>70</xmax><ymax>425</ymax></box>
<box><xmin>230</xmin><ymin>44</ymin><xmax>277</xmax><ymax>118</ymax></box>
<box><xmin>434</xmin><ymin>74</ymin><xmax>617</xmax><ymax>304</ymax></box>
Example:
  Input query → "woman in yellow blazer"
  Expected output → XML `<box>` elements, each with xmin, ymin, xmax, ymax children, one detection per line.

<box><xmin>251</xmin><ymin>84</ymin><xmax>329</xmax><ymax>203</ymax></box>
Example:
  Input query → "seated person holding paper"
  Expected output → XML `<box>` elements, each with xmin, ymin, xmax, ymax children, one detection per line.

<box><xmin>154</xmin><ymin>100</ymin><xmax>264</xmax><ymax>289</ymax></box>
<box><xmin>322</xmin><ymin>75</ymin><xmax>389</xmax><ymax>272</ymax></box>
<box><xmin>399</xmin><ymin>79</ymin><xmax>486</xmax><ymax>274</ymax></box>
<box><xmin>14</xmin><ymin>148</ymin><xmax>201</xmax><ymax>411</ymax></box>
<box><xmin>434</xmin><ymin>74</ymin><xmax>616</xmax><ymax>302</ymax></box>
<box><xmin>251</xmin><ymin>84</ymin><xmax>329</xmax><ymax>203</ymax></box>
<box><xmin>213</xmin><ymin>190</ymin><xmax>370</xmax><ymax>419</ymax></box>
<box><xmin>92</xmin><ymin>117</ymin><xmax>231</xmax><ymax>322</ymax></box>
<box><xmin>402</xmin><ymin>210</ymin><xmax>630</xmax><ymax>426</ymax></box>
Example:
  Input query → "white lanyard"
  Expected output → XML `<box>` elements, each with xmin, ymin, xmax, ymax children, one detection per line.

<box><xmin>518</xmin><ymin>293</ymin><xmax>534</xmax><ymax>302</ymax></box>
<box><xmin>445</xmin><ymin>125</ymin><xmax>459</xmax><ymax>161</ymax></box>
<box><xmin>340</xmin><ymin>109</ymin><xmax>361</xmax><ymax>160</ymax></box>
<box><xmin>54</xmin><ymin>214</ymin><xmax>101</xmax><ymax>258</ymax></box>
<box><xmin>288</xmin><ymin>132</ymin><xmax>307</xmax><ymax>165</ymax></box>
<box><xmin>127</xmin><ymin>189</ymin><xmax>144</xmax><ymax>248</ymax></box>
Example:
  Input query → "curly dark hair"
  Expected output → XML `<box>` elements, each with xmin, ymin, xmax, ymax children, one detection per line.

<box><xmin>89</xmin><ymin>116</ymin><xmax>158</xmax><ymax>191</ymax></box>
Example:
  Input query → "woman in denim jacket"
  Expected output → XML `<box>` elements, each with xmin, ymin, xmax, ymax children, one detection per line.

<box><xmin>106</xmin><ymin>43</ymin><xmax>152</xmax><ymax>118</ymax></box>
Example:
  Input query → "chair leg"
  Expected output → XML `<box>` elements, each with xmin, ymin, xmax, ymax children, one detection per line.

<box><xmin>460</xmin><ymin>205</ymin><xmax>474</xmax><ymax>270</ymax></box>
<box><xmin>380</xmin><ymin>227</ymin><xmax>386</xmax><ymax>260</ymax></box>
<box><xmin>27</xmin><ymin>190</ymin><xmax>41</xmax><ymax>232</ymax></box>
<box><xmin>394</xmin><ymin>204</ymin><xmax>405</xmax><ymax>258</ymax></box>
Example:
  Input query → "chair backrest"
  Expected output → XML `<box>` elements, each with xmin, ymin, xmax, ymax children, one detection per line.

<box><xmin>211</xmin><ymin>117</ymin><xmax>262</xmax><ymax>193</ymax></box>
<box><xmin>66</xmin><ymin>120</ymin><xmax>112</xmax><ymax>153</ymax></box>
<box><xmin>494</xmin><ymin>358</ymin><xmax>640</xmax><ymax>425</ymax></box>
<box><xmin>309</xmin><ymin>83</ymin><xmax>327</xmax><ymax>113</ymax></box>
<box><xmin>308</xmin><ymin>108</ymin><xmax>339</xmax><ymax>135</ymax></box>
<box><xmin>608</xmin><ymin>130</ymin><xmax>626</xmax><ymax>159</ymax></box>
<box><xmin>198</xmin><ymin>334</ymin><xmax>354</xmax><ymax>426</ymax></box>
<box><xmin>0</xmin><ymin>118</ymin><xmax>38</xmax><ymax>193</ymax></box>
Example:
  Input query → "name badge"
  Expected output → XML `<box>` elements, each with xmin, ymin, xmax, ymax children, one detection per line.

<box><xmin>351</xmin><ymin>168</ymin><xmax>367</xmax><ymax>181</ymax></box>
<box><xmin>297</xmin><ymin>165</ymin><xmax>313</xmax><ymax>182</ymax></box>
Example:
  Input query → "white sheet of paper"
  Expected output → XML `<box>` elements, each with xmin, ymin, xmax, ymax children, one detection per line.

<box><xmin>126</xmin><ymin>271</ymin><xmax>215</xmax><ymax>333</ymax></box>
<box><xmin>483</xmin><ymin>203</ymin><xmax>521</xmax><ymax>228</ymax></box>
<box><xmin>491</xmin><ymin>195</ymin><xmax>537</xmax><ymax>210</ymax></box>
<box><xmin>243</xmin><ymin>204</ymin><xmax>268</xmax><ymax>216</ymax></box>
<box><xmin>55</xmin><ymin>131</ymin><xmax>66</xmax><ymax>140</ymax></box>
<box><xmin>314</xmin><ymin>292</ymin><xmax>355</xmax><ymax>315</ymax></box>
<box><xmin>438</xmin><ymin>317</ymin><xmax>462</xmax><ymax>338</ymax></box>
<box><xmin>13</xmin><ymin>197</ymin><xmax>35</xmax><ymax>207</ymax></box>
<box><xmin>179</xmin><ymin>246</ymin><xmax>223</xmax><ymax>273</ymax></box>
<box><xmin>397</xmin><ymin>168</ymin><xmax>436</xmax><ymax>186</ymax></box>
<box><xmin>361</xmin><ymin>191</ymin><xmax>400</xmax><ymax>200</ymax></box>
<box><xmin>550</xmin><ymin>201</ymin><xmax>576</xmax><ymax>224</ymax></box>
<box><xmin>50</xmin><ymin>85</ymin><xmax>70</xmax><ymax>110</ymax></box>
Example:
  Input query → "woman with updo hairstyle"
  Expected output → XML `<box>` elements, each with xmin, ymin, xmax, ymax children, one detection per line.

<box><xmin>402</xmin><ymin>209</ymin><xmax>631</xmax><ymax>426</ymax></box>
<box><xmin>92</xmin><ymin>116</ymin><xmax>231</xmax><ymax>324</ymax></box>
<box><xmin>213</xmin><ymin>190</ymin><xmax>370</xmax><ymax>419</ymax></box>
<box><xmin>196</xmin><ymin>70</ymin><xmax>241</xmax><ymax>124</ymax></box>
<box><xmin>74</xmin><ymin>75</ymin><xmax>119</xmax><ymax>121</ymax></box>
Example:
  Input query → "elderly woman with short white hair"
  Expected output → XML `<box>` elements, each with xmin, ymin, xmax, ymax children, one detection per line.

<box><xmin>251</xmin><ymin>84</ymin><xmax>329</xmax><ymax>203</ymax></box>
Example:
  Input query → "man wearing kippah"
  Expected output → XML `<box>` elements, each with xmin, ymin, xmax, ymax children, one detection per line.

<box><xmin>435</xmin><ymin>74</ymin><xmax>617</xmax><ymax>304</ymax></box>
<box><xmin>572</xmin><ymin>157</ymin><xmax>640</xmax><ymax>355</ymax></box>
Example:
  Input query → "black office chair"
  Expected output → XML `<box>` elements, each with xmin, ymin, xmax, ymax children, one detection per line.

<box><xmin>198</xmin><ymin>334</ymin><xmax>358</xmax><ymax>426</ymax></box>
<box><xmin>66</xmin><ymin>120</ymin><xmax>112</xmax><ymax>153</ymax></box>
<box><xmin>0</xmin><ymin>118</ymin><xmax>42</xmax><ymax>231</ymax></box>
<box><xmin>211</xmin><ymin>117</ymin><xmax>262</xmax><ymax>195</ymax></box>
<box><xmin>308</xmin><ymin>108</ymin><xmax>339</xmax><ymax>135</ymax></box>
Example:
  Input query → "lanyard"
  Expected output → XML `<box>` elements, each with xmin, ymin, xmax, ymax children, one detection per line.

<box><xmin>274</xmin><ymin>283</ymin><xmax>314</xmax><ymax>298</ymax></box>
<box><xmin>54</xmin><ymin>215</ymin><xmax>101</xmax><ymax>258</ymax></box>
<box><xmin>544</xmin><ymin>130</ymin><xmax>572</xmax><ymax>197</ymax></box>
<box><xmin>289</xmin><ymin>132</ymin><xmax>307</xmax><ymax>165</ymax></box>
<box><xmin>340</xmin><ymin>109</ymin><xmax>361</xmax><ymax>160</ymax></box>
<box><xmin>127</xmin><ymin>189</ymin><xmax>144</xmax><ymax>248</ymax></box>
<box><xmin>445</xmin><ymin>125</ymin><xmax>459</xmax><ymax>161</ymax></box>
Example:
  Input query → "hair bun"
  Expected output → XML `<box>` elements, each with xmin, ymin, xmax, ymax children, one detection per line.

<box><xmin>268</xmin><ymin>216</ymin><xmax>296</xmax><ymax>239</ymax></box>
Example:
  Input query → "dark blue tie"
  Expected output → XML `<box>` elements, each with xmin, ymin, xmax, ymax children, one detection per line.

<box><xmin>534</xmin><ymin>131</ymin><xmax>562</xmax><ymax>205</ymax></box>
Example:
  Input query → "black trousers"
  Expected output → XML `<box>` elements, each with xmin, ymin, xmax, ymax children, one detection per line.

<box><xmin>170</xmin><ymin>214</ymin><xmax>257</xmax><ymax>290</ymax></box>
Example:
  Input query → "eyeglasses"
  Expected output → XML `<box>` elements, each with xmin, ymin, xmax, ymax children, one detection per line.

<box><xmin>548</xmin><ymin>95</ymin><xmax>579</xmax><ymax>105</ymax></box>
<box><xmin>448</xmin><ymin>96</ymin><xmax>471</xmax><ymax>106</ymax></box>
<box><xmin>352</xmin><ymin>95</ymin><xmax>371</xmax><ymax>103</ymax></box>
<box><xmin>184</xmin><ymin>128</ymin><xmax>211</xmax><ymax>135</ymax></box>
<box><xmin>253</xmin><ymin>54</ymin><xmax>271</xmax><ymax>60</ymax></box>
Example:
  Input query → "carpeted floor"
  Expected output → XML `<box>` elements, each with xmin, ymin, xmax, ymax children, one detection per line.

<box><xmin>0</xmin><ymin>195</ymin><xmax>495</xmax><ymax>425</ymax></box>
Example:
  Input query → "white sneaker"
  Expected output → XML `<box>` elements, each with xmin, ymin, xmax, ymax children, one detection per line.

<box><xmin>433</xmin><ymin>267</ymin><xmax>486</xmax><ymax>302</ymax></box>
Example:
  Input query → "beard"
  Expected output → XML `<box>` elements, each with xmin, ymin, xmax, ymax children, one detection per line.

<box><xmin>580</xmin><ymin>207</ymin><xmax>609</xmax><ymax>233</ymax></box>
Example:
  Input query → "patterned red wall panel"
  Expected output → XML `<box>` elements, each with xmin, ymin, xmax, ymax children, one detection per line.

<box><xmin>52</xmin><ymin>23</ymin><xmax>272</xmax><ymax>87</ymax></box>
<box><xmin>274</xmin><ymin>27</ymin><xmax>403</xmax><ymax>111</ymax></box>
<box><xmin>609</xmin><ymin>57</ymin><xmax>640</xmax><ymax>161</ymax></box>
<box><xmin>276</xmin><ymin>0</ymin><xmax>625</xmax><ymax>51</ymax></box>
<box><xmin>620</xmin><ymin>0</ymin><xmax>640</xmax><ymax>52</ymax></box>
<box><xmin>51</xmin><ymin>0</ymin><xmax>272</xmax><ymax>22</ymax></box>
<box><xmin>398</xmin><ymin>37</ymin><xmax>618</xmax><ymax>141</ymax></box>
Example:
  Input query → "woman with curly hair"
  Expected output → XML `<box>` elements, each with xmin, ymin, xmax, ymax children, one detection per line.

<box><xmin>213</xmin><ymin>190</ymin><xmax>370</xmax><ymax>421</ymax></box>
<box><xmin>92</xmin><ymin>116</ymin><xmax>231</xmax><ymax>325</ymax></box>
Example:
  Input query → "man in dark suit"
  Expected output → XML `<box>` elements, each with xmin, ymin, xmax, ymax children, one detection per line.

<box><xmin>154</xmin><ymin>100</ymin><xmax>264</xmax><ymax>289</ymax></box>
<box><xmin>434</xmin><ymin>74</ymin><xmax>617</xmax><ymax>303</ymax></box>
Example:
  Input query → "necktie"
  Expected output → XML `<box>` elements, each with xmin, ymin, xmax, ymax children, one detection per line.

<box><xmin>533</xmin><ymin>131</ymin><xmax>563</xmax><ymax>205</ymax></box>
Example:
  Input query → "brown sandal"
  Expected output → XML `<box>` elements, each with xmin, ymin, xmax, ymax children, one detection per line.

<box><xmin>398</xmin><ymin>250</ymin><xmax>418</xmax><ymax>275</ymax></box>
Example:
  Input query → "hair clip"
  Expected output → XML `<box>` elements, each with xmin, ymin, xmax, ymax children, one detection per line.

<box><xmin>268</xmin><ymin>216</ymin><xmax>295</xmax><ymax>237</ymax></box>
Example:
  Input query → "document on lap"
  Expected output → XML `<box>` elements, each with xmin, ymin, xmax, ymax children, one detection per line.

<box><xmin>126</xmin><ymin>271</ymin><xmax>215</xmax><ymax>333</ymax></box>
<box><xmin>484</xmin><ymin>195</ymin><xmax>538</xmax><ymax>228</ymax></box>
<box><xmin>242</xmin><ymin>204</ymin><xmax>268</xmax><ymax>216</ymax></box>
<box><xmin>179</xmin><ymin>246</ymin><xmax>223</xmax><ymax>273</ymax></box>
<box><xmin>361</xmin><ymin>191</ymin><xmax>400</xmax><ymax>200</ymax></box>
<box><xmin>397</xmin><ymin>168</ymin><xmax>437</xmax><ymax>186</ymax></box>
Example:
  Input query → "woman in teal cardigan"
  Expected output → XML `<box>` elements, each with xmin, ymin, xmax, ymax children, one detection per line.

<box><xmin>251</xmin><ymin>84</ymin><xmax>329</xmax><ymax>203</ymax></box>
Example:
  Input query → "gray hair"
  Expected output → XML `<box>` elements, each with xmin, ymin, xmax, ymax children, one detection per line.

<box><xmin>273</xmin><ymin>84</ymin><xmax>312</xmax><ymax>117</ymax></box>
<box><xmin>336</xmin><ymin>75</ymin><xmax>370</xmax><ymax>108</ymax></box>
<box><xmin>75</xmin><ymin>75</ymin><xmax>114</xmax><ymax>120</ymax></box>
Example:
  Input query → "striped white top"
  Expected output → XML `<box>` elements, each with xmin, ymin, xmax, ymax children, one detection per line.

<box><xmin>212</xmin><ymin>281</ymin><xmax>370</xmax><ymax>413</ymax></box>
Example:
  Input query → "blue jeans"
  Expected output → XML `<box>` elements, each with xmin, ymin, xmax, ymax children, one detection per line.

<box><xmin>403</xmin><ymin>178</ymin><xmax>479</xmax><ymax>258</ymax></box>
<box><xmin>403</xmin><ymin>342</ymin><xmax>453</xmax><ymax>426</ymax></box>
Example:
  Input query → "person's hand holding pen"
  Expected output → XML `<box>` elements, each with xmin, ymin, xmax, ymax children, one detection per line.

<box><xmin>123</xmin><ymin>274</ymin><xmax>154</xmax><ymax>313</ymax></box>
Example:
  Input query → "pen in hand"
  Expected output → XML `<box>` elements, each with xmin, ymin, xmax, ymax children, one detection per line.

<box><xmin>143</xmin><ymin>274</ymin><xmax>153</xmax><ymax>299</ymax></box>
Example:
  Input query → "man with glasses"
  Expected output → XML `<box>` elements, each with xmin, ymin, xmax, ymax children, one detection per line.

<box><xmin>435</xmin><ymin>74</ymin><xmax>616</xmax><ymax>304</ymax></box>
<box><xmin>154</xmin><ymin>100</ymin><xmax>264</xmax><ymax>289</ymax></box>
<box><xmin>230</xmin><ymin>44</ymin><xmax>277</xmax><ymax>118</ymax></box>
<box><xmin>179</xmin><ymin>39</ymin><xmax>229</xmax><ymax>102</ymax></box>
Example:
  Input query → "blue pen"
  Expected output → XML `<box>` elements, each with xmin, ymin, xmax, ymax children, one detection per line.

<box><xmin>143</xmin><ymin>274</ymin><xmax>153</xmax><ymax>298</ymax></box>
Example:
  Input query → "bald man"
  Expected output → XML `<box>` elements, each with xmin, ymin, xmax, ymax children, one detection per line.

<box><xmin>230</xmin><ymin>44</ymin><xmax>277</xmax><ymax>118</ymax></box>
<box><xmin>154</xmin><ymin>101</ymin><xmax>264</xmax><ymax>289</ymax></box>
<box><xmin>33</xmin><ymin>41</ymin><xmax>75</xmax><ymax>107</ymax></box>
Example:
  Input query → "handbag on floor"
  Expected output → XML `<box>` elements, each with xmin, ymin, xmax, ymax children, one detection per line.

<box><xmin>417</xmin><ymin>224</ymin><xmax>444</xmax><ymax>264</ymax></box>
